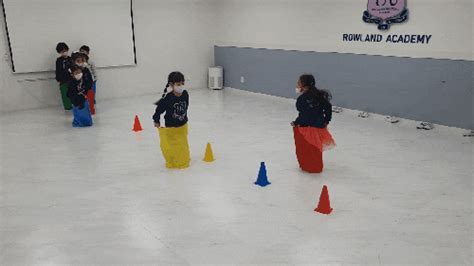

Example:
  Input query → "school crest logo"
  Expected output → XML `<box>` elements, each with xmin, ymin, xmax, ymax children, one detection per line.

<box><xmin>363</xmin><ymin>0</ymin><xmax>409</xmax><ymax>30</ymax></box>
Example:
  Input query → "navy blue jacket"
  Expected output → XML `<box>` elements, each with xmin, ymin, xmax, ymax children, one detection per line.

<box><xmin>55</xmin><ymin>56</ymin><xmax>72</xmax><ymax>84</ymax></box>
<box><xmin>80</xmin><ymin>67</ymin><xmax>94</xmax><ymax>90</ymax></box>
<box><xmin>67</xmin><ymin>77</ymin><xmax>90</xmax><ymax>109</ymax></box>
<box><xmin>153</xmin><ymin>91</ymin><xmax>189</xmax><ymax>127</ymax></box>
<box><xmin>294</xmin><ymin>92</ymin><xmax>332</xmax><ymax>128</ymax></box>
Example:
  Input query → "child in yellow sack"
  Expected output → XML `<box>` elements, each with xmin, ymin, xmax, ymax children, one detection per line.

<box><xmin>153</xmin><ymin>72</ymin><xmax>190</xmax><ymax>169</ymax></box>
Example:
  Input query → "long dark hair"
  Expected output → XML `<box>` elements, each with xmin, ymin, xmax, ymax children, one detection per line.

<box><xmin>161</xmin><ymin>71</ymin><xmax>185</xmax><ymax>98</ymax></box>
<box><xmin>299</xmin><ymin>74</ymin><xmax>332</xmax><ymax>102</ymax></box>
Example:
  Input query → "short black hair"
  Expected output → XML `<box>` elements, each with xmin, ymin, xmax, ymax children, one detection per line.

<box><xmin>72</xmin><ymin>52</ymin><xmax>89</xmax><ymax>62</ymax></box>
<box><xmin>79</xmin><ymin>45</ymin><xmax>90</xmax><ymax>53</ymax></box>
<box><xmin>70</xmin><ymin>65</ymin><xmax>82</xmax><ymax>73</ymax></box>
<box><xmin>56</xmin><ymin>42</ymin><xmax>69</xmax><ymax>53</ymax></box>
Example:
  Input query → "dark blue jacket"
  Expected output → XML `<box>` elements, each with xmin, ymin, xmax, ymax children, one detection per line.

<box><xmin>55</xmin><ymin>56</ymin><xmax>72</xmax><ymax>84</ymax></box>
<box><xmin>294</xmin><ymin>92</ymin><xmax>332</xmax><ymax>128</ymax></box>
<box><xmin>67</xmin><ymin>77</ymin><xmax>90</xmax><ymax>109</ymax></box>
<box><xmin>153</xmin><ymin>91</ymin><xmax>189</xmax><ymax>127</ymax></box>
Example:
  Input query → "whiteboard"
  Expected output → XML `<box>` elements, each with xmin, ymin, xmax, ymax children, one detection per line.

<box><xmin>2</xmin><ymin>0</ymin><xmax>136</xmax><ymax>73</ymax></box>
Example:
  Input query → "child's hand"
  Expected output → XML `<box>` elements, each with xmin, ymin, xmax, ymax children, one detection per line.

<box><xmin>291</xmin><ymin>121</ymin><xmax>295</xmax><ymax>127</ymax></box>
<box><xmin>154</xmin><ymin>122</ymin><xmax>161</xmax><ymax>128</ymax></box>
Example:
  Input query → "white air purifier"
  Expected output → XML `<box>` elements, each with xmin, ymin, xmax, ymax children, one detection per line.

<box><xmin>208</xmin><ymin>66</ymin><xmax>223</xmax><ymax>90</ymax></box>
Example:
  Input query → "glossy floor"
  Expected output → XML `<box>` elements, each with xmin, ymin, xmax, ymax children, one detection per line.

<box><xmin>1</xmin><ymin>88</ymin><xmax>472</xmax><ymax>265</ymax></box>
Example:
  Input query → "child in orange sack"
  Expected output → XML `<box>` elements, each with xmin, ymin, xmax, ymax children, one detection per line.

<box><xmin>292</xmin><ymin>74</ymin><xmax>336</xmax><ymax>173</ymax></box>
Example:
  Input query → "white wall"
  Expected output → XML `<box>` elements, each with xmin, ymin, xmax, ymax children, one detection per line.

<box><xmin>213</xmin><ymin>0</ymin><xmax>473</xmax><ymax>61</ymax></box>
<box><xmin>0</xmin><ymin>0</ymin><xmax>217</xmax><ymax>113</ymax></box>
<box><xmin>1</xmin><ymin>0</ymin><xmax>471</xmax><ymax>113</ymax></box>
<box><xmin>4</xmin><ymin>0</ymin><xmax>136</xmax><ymax>73</ymax></box>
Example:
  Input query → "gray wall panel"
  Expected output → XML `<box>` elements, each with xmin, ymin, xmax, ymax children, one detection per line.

<box><xmin>215</xmin><ymin>46</ymin><xmax>473</xmax><ymax>129</ymax></box>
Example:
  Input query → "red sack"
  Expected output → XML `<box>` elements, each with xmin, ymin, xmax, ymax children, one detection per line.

<box><xmin>293</xmin><ymin>127</ymin><xmax>335</xmax><ymax>173</ymax></box>
<box><xmin>87</xmin><ymin>89</ymin><xmax>95</xmax><ymax>115</ymax></box>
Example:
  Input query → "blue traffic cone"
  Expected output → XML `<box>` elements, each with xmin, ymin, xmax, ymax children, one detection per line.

<box><xmin>254</xmin><ymin>162</ymin><xmax>271</xmax><ymax>187</ymax></box>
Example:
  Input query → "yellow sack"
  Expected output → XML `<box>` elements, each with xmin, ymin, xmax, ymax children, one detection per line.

<box><xmin>158</xmin><ymin>123</ymin><xmax>190</xmax><ymax>169</ymax></box>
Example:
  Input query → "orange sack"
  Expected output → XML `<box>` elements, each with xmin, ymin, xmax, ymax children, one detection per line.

<box><xmin>293</xmin><ymin>126</ymin><xmax>336</xmax><ymax>173</ymax></box>
<box><xmin>87</xmin><ymin>89</ymin><xmax>95</xmax><ymax>115</ymax></box>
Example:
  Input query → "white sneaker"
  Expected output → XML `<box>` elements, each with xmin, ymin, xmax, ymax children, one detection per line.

<box><xmin>385</xmin><ymin>116</ymin><xmax>400</xmax><ymax>123</ymax></box>
<box><xmin>332</xmin><ymin>106</ymin><xmax>343</xmax><ymax>113</ymax></box>
<box><xmin>358</xmin><ymin>111</ymin><xmax>370</xmax><ymax>118</ymax></box>
<box><xmin>463</xmin><ymin>130</ymin><xmax>474</xmax><ymax>137</ymax></box>
<box><xmin>417</xmin><ymin>122</ymin><xmax>434</xmax><ymax>130</ymax></box>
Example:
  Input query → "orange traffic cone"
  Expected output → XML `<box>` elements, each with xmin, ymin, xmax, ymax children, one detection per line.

<box><xmin>315</xmin><ymin>185</ymin><xmax>333</xmax><ymax>215</ymax></box>
<box><xmin>132</xmin><ymin>115</ymin><xmax>143</xmax><ymax>132</ymax></box>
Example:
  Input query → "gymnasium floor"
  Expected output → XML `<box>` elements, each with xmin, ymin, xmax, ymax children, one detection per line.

<box><xmin>0</xmin><ymin>88</ymin><xmax>472</xmax><ymax>265</ymax></box>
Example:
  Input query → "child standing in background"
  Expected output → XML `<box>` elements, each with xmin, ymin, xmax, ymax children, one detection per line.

<box><xmin>79</xmin><ymin>45</ymin><xmax>97</xmax><ymax>104</ymax></box>
<box><xmin>71</xmin><ymin>52</ymin><xmax>93</xmax><ymax>88</ymax></box>
<box><xmin>292</xmin><ymin>74</ymin><xmax>335</xmax><ymax>173</ymax></box>
<box><xmin>153</xmin><ymin>72</ymin><xmax>190</xmax><ymax>169</ymax></box>
<box><xmin>55</xmin><ymin>42</ymin><xmax>72</xmax><ymax>110</ymax></box>
<box><xmin>67</xmin><ymin>66</ymin><xmax>93</xmax><ymax>127</ymax></box>
<box><xmin>71</xmin><ymin>52</ymin><xmax>95</xmax><ymax>114</ymax></box>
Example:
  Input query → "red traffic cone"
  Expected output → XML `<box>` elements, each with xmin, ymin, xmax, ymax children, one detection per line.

<box><xmin>315</xmin><ymin>185</ymin><xmax>333</xmax><ymax>215</ymax></box>
<box><xmin>132</xmin><ymin>115</ymin><xmax>143</xmax><ymax>132</ymax></box>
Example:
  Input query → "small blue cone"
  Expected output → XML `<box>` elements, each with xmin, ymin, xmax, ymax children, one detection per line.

<box><xmin>254</xmin><ymin>162</ymin><xmax>271</xmax><ymax>187</ymax></box>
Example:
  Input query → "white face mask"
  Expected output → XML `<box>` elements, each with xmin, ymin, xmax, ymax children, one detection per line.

<box><xmin>74</xmin><ymin>73</ymin><xmax>83</xmax><ymax>80</ymax></box>
<box><xmin>174</xmin><ymin>86</ymin><xmax>185</xmax><ymax>94</ymax></box>
<box><xmin>295</xmin><ymin>87</ymin><xmax>302</xmax><ymax>94</ymax></box>
<box><xmin>61</xmin><ymin>52</ymin><xmax>68</xmax><ymax>57</ymax></box>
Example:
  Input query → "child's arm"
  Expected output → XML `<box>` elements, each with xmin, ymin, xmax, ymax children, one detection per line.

<box><xmin>55</xmin><ymin>59</ymin><xmax>60</xmax><ymax>82</ymax></box>
<box><xmin>67</xmin><ymin>81</ymin><xmax>83</xmax><ymax>107</ymax></box>
<box><xmin>323</xmin><ymin>100</ymin><xmax>332</xmax><ymax>126</ymax></box>
<box><xmin>152</xmin><ymin>97</ymin><xmax>167</xmax><ymax>127</ymax></box>
<box><xmin>185</xmin><ymin>91</ymin><xmax>189</xmax><ymax>108</ymax></box>
<box><xmin>83</xmin><ymin>68</ymin><xmax>93</xmax><ymax>90</ymax></box>
<box><xmin>66</xmin><ymin>80</ymin><xmax>73</xmax><ymax>99</ymax></box>
<box><xmin>293</xmin><ymin>97</ymin><xmax>307</xmax><ymax>126</ymax></box>
<box><xmin>90</xmin><ymin>61</ymin><xmax>97</xmax><ymax>81</ymax></box>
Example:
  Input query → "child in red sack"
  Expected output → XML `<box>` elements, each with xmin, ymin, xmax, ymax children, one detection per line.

<box><xmin>291</xmin><ymin>74</ymin><xmax>336</xmax><ymax>173</ymax></box>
